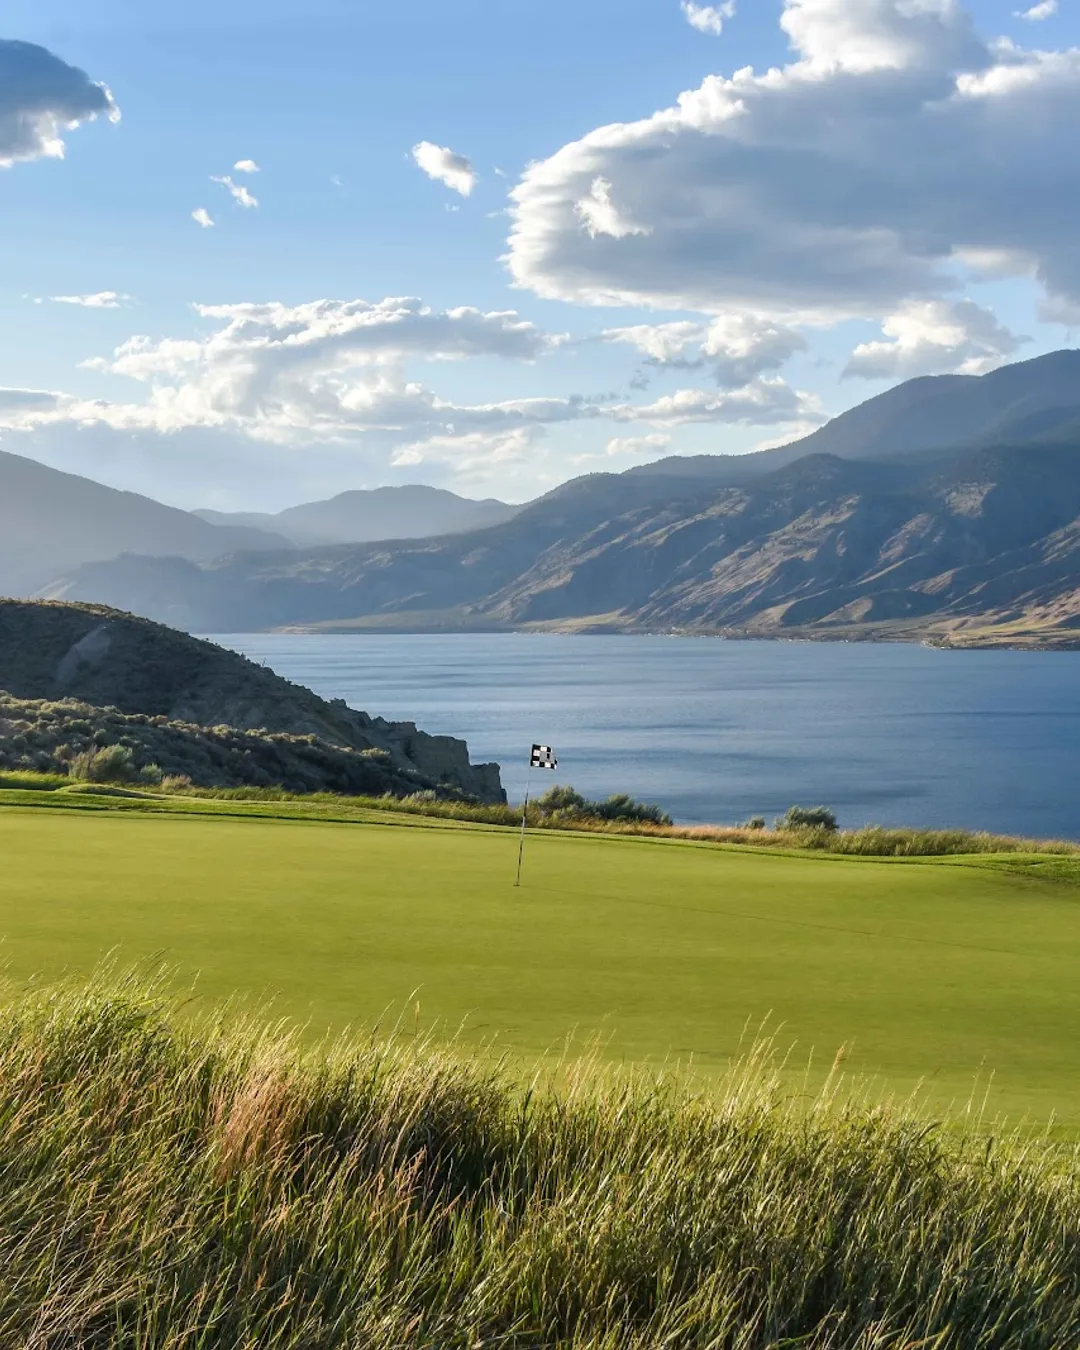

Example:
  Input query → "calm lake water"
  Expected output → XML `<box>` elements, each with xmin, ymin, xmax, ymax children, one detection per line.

<box><xmin>212</xmin><ymin>634</ymin><xmax>1080</xmax><ymax>838</ymax></box>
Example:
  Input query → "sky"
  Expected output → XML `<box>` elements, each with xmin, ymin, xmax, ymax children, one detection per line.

<box><xmin>1</xmin><ymin>0</ymin><xmax>1079</xmax><ymax>511</ymax></box>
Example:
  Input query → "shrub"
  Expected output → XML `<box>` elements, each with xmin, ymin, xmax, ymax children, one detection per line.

<box><xmin>68</xmin><ymin>743</ymin><xmax>136</xmax><ymax>785</ymax></box>
<box><xmin>591</xmin><ymin>792</ymin><xmax>673</xmax><ymax>827</ymax></box>
<box><xmin>535</xmin><ymin>784</ymin><xmax>587</xmax><ymax>816</ymax></box>
<box><xmin>743</xmin><ymin>816</ymin><xmax>767</xmax><ymax>831</ymax></box>
<box><xmin>776</xmin><ymin>804</ymin><xmax>839</xmax><ymax>833</ymax></box>
<box><xmin>535</xmin><ymin>784</ymin><xmax>673</xmax><ymax>827</ymax></box>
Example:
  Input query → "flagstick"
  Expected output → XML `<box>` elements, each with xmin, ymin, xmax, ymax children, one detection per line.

<box><xmin>514</xmin><ymin>767</ymin><xmax>533</xmax><ymax>889</ymax></box>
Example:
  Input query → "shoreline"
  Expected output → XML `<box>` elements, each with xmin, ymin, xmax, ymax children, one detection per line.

<box><xmin>227</xmin><ymin>620</ymin><xmax>1080</xmax><ymax>653</ymax></box>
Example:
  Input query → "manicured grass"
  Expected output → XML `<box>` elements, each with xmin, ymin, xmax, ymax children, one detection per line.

<box><xmin>3</xmin><ymin>799</ymin><xmax>1080</xmax><ymax>1122</ymax></box>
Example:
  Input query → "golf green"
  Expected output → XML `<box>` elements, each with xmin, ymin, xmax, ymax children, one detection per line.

<box><xmin>2</xmin><ymin>803</ymin><xmax>1080</xmax><ymax>1122</ymax></box>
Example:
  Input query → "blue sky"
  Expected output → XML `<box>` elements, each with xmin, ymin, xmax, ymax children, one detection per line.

<box><xmin>0</xmin><ymin>0</ymin><xmax>1078</xmax><ymax>509</ymax></box>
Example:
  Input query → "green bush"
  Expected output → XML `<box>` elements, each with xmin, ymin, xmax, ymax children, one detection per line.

<box><xmin>776</xmin><ymin>804</ymin><xmax>839</xmax><ymax>833</ymax></box>
<box><xmin>535</xmin><ymin>784</ymin><xmax>673</xmax><ymax>827</ymax></box>
<box><xmin>69</xmin><ymin>743</ymin><xmax>137</xmax><ymax>784</ymax></box>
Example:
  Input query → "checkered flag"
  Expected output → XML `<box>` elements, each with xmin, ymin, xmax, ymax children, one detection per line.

<box><xmin>530</xmin><ymin>744</ymin><xmax>558</xmax><ymax>771</ymax></box>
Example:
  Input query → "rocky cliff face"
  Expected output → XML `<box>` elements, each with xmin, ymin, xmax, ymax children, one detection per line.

<box><xmin>0</xmin><ymin>600</ymin><xmax>504</xmax><ymax>801</ymax></box>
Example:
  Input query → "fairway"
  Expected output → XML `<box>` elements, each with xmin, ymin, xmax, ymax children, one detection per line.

<box><xmin>3</xmin><ymin>802</ymin><xmax>1080</xmax><ymax>1121</ymax></box>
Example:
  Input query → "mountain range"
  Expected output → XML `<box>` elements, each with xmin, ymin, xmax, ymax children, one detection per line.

<box><xmin>195</xmin><ymin>485</ymin><xmax>517</xmax><ymax>547</ymax></box>
<box><xmin>23</xmin><ymin>350</ymin><xmax>1080</xmax><ymax>647</ymax></box>
<box><xmin>0</xmin><ymin>454</ymin><xmax>516</xmax><ymax>598</ymax></box>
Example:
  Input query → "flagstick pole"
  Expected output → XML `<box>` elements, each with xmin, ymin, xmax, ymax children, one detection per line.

<box><xmin>515</xmin><ymin>767</ymin><xmax>533</xmax><ymax>889</ymax></box>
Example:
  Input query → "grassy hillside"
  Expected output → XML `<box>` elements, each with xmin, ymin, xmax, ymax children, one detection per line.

<box><xmin>3</xmin><ymin>795</ymin><xmax>1080</xmax><ymax>1122</ymax></box>
<box><xmin>0</xmin><ymin>980</ymin><xmax>1080</xmax><ymax>1347</ymax></box>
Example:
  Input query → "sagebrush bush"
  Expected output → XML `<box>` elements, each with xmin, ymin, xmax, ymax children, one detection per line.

<box><xmin>776</xmin><ymin>804</ymin><xmax>840</xmax><ymax>832</ymax></box>
<box><xmin>68</xmin><ymin>743</ymin><xmax>136</xmax><ymax>784</ymax></box>
<box><xmin>535</xmin><ymin>783</ymin><xmax>673</xmax><ymax>827</ymax></box>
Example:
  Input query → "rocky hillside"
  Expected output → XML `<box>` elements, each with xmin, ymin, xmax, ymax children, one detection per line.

<box><xmin>44</xmin><ymin>440</ymin><xmax>1080</xmax><ymax>646</ymax></box>
<box><xmin>0</xmin><ymin>601</ymin><xmax>504</xmax><ymax>800</ymax></box>
<box><xmin>0</xmin><ymin>693</ymin><xmax>434</xmax><ymax>797</ymax></box>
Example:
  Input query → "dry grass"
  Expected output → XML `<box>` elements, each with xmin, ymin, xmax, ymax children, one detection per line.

<box><xmin>0</xmin><ymin>976</ymin><xmax>1078</xmax><ymax>1346</ymax></box>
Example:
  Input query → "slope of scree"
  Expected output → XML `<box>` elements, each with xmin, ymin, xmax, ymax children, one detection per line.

<box><xmin>0</xmin><ymin>600</ymin><xmax>504</xmax><ymax>800</ymax></box>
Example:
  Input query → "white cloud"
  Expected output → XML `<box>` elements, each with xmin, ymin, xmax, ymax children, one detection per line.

<box><xmin>233</xmin><ymin>158</ymin><xmax>260</xmax><ymax>173</ymax></box>
<box><xmin>392</xmin><ymin>427</ymin><xmax>538</xmax><ymax>472</ymax></box>
<box><xmin>48</xmin><ymin>298</ymin><xmax>571</xmax><ymax>444</ymax></box>
<box><xmin>610</xmin><ymin>378</ymin><xmax>825</xmax><ymax>426</ymax></box>
<box><xmin>682</xmin><ymin>1</ymin><xmax>736</xmax><ymax>36</ymax></box>
<box><xmin>211</xmin><ymin>174</ymin><xmax>259</xmax><ymax>208</ymax></box>
<box><xmin>506</xmin><ymin>0</ymin><xmax>1080</xmax><ymax>329</ymax></box>
<box><xmin>604</xmin><ymin>321</ymin><xmax>705</xmax><ymax>364</ymax></box>
<box><xmin>191</xmin><ymin>208</ymin><xmax>214</xmax><ymax>228</ymax></box>
<box><xmin>605</xmin><ymin>433</ymin><xmax>672</xmax><ymax>456</ymax></box>
<box><xmin>0</xmin><ymin>39</ymin><xmax>118</xmax><ymax>168</ymax></box>
<box><xmin>411</xmin><ymin>141</ymin><xmax>479</xmax><ymax>196</ymax></box>
<box><xmin>604</xmin><ymin>314</ymin><xmax>808</xmax><ymax>386</ymax></box>
<box><xmin>48</xmin><ymin>291</ymin><xmax>133</xmax><ymax>309</ymax></box>
<box><xmin>575</xmin><ymin>177</ymin><xmax>650</xmax><ymax>240</ymax></box>
<box><xmin>845</xmin><ymin>300</ymin><xmax>1027</xmax><ymax>379</ymax></box>
<box><xmin>1016</xmin><ymin>1</ymin><xmax>1057</xmax><ymax>18</ymax></box>
<box><xmin>0</xmin><ymin>295</ymin><xmax>818</xmax><ymax>493</ymax></box>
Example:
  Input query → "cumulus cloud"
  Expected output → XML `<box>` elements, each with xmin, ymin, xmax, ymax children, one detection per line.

<box><xmin>576</xmin><ymin>177</ymin><xmax>650</xmax><ymax>240</ymax></box>
<box><xmin>844</xmin><ymin>300</ymin><xmax>1027</xmax><ymax>379</ymax></box>
<box><xmin>682</xmin><ymin>1</ymin><xmax>735</xmax><ymax>36</ymax></box>
<box><xmin>411</xmin><ymin>141</ymin><xmax>479</xmax><ymax>196</ymax></box>
<box><xmin>212</xmin><ymin>174</ymin><xmax>258</xmax><ymax>208</ymax></box>
<box><xmin>0</xmin><ymin>295</ymin><xmax>820</xmax><ymax>489</ymax></box>
<box><xmin>604</xmin><ymin>314</ymin><xmax>808</xmax><ymax>386</ymax></box>
<box><xmin>36</xmin><ymin>298</ymin><xmax>570</xmax><ymax>445</ymax></box>
<box><xmin>605</xmin><ymin>433</ymin><xmax>672</xmax><ymax>456</ymax></box>
<box><xmin>1017</xmin><ymin>1</ymin><xmax>1057</xmax><ymax>18</ymax></box>
<box><xmin>0</xmin><ymin>39</ymin><xmax>117</xmax><ymax>168</ymax></box>
<box><xmin>48</xmin><ymin>291</ymin><xmax>133</xmax><ymax>309</ymax></box>
<box><xmin>233</xmin><ymin>158</ymin><xmax>260</xmax><ymax>173</ymax></box>
<box><xmin>506</xmin><ymin>0</ymin><xmax>1080</xmax><ymax>329</ymax></box>
<box><xmin>191</xmin><ymin>207</ymin><xmax>214</xmax><ymax>228</ymax></box>
<box><xmin>610</xmin><ymin>378</ymin><xmax>825</xmax><ymax>426</ymax></box>
<box><xmin>392</xmin><ymin>427</ymin><xmax>538</xmax><ymax>472</ymax></box>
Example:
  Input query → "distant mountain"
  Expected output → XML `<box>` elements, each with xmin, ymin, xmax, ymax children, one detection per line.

<box><xmin>0</xmin><ymin>449</ymin><xmax>290</xmax><ymax>599</ymax></box>
<box><xmin>196</xmin><ymin>484</ymin><xmax>518</xmax><ymax>547</ymax></box>
<box><xmin>784</xmin><ymin>349</ymin><xmax>1080</xmax><ymax>463</ymax></box>
<box><xmin>41</xmin><ymin>350</ymin><xmax>1080</xmax><ymax>647</ymax></box>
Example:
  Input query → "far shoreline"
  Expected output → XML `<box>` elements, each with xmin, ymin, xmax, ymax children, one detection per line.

<box><xmin>203</xmin><ymin>622</ymin><xmax>1080</xmax><ymax>654</ymax></box>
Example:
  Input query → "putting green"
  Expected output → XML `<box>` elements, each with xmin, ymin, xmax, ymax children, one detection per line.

<box><xmin>2</xmin><ymin>803</ymin><xmax>1080</xmax><ymax>1122</ymax></box>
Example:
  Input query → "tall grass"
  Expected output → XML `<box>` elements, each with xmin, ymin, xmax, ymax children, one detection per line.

<box><xmin>3</xmin><ymin>769</ymin><xmax>1078</xmax><ymax>856</ymax></box>
<box><xmin>0</xmin><ymin>977</ymin><xmax>1079</xmax><ymax>1347</ymax></box>
<box><xmin>163</xmin><ymin>786</ymin><xmax>1080</xmax><ymax>856</ymax></box>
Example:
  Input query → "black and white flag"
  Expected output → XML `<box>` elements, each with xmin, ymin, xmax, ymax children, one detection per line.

<box><xmin>530</xmin><ymin>744</ymin><xmax>558</xmax><ymax>771</ymax></box>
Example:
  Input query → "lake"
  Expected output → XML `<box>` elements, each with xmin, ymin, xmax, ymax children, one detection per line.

<box><xmin>212</xmin><ymin>633</ymin><xmax>1080</xmax><ymax>839</ymax></box>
